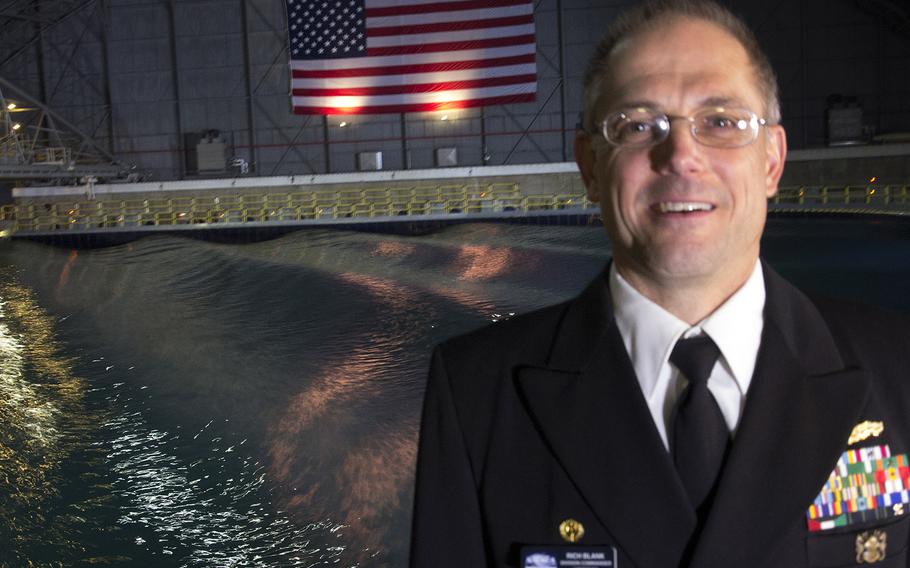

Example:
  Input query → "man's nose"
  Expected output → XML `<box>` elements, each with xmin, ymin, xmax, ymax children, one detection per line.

<box><xmin>651</xmin><ymin>119</ymin><xmax>705</xmax><ymax>176</ymax></box>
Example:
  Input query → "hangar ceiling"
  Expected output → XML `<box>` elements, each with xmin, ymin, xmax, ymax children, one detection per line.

<box><xmin>0</xmin><ymin>0</ymin><xmax>129</xmax><ymax>184</ymax></box>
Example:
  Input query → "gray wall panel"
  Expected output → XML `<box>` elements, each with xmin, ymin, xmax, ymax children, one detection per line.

<box><xmin>109</xmin><ymin>5</ymin><xmax>170</xmax><ymax>40</ymax></box>
<box><xmin>1</xmin><ymin>0</ymin><xmax>909</xmax><ymax>182</ymax></box>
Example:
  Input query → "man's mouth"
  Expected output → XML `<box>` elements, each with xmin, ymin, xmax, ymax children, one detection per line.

<box><xmin>656</xmin><ymin>201</ymin><xmax>715</xmax><ymax>213</ymax></box>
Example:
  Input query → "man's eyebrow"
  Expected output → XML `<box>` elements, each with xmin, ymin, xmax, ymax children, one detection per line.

<box><xmin>618</xmin><ymin>99</ymin><xmax>658</xmax><ymax>108</ymax></box>
<box><xmin>610</xmin><ymin>96</ymin><xmax>749</xmax><ymax>112</ymax></box>
<box><xmin>613</xmin><ymin>100</ymin><xmax>658</xmax><ymax>110</ymax></box>
<box><xmin>699</xmin><ymin>96</ymin><xmax>743</xmax><ymax>108</ymax></box>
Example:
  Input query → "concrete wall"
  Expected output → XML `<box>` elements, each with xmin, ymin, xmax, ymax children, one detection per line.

<box><xmin>14</xmin><ymin>144</ymin><xmax>910</xmax><ymax>205</ymax></box>
<box><xmin>784</xmin><ymin>144</ymin><xmax>910</xmax><ymax>186</ymax></box>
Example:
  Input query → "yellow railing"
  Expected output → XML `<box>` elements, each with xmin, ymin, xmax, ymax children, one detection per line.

<box><xmin>772</xmin><ymin>185</ymin><xmax>910</xmax><ymax>206</ymax></box>
<box><xmin>1</xmin><ymin>183</ymin><xmax>581</xmax><ymax>232</ymax></box>
<box><xmin>2</xmin><ymin>183</ymin><xmax>908</xmax><ymax>233</ymax></box>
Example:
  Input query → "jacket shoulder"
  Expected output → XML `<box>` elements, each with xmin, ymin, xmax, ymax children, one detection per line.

<box><xmin>811</xmin><ymin>295</ymin><xmax>910</xmax><ymax>382</ymax></box>
<box><xmin>811</xmin><ymin>296</ymin><xmax>909</xmax><ymax>346</ymax></box>
<box><xmin>438</xmin><ymin>300</ymin><xmax>573</xmax><ymax>372</ymax></box>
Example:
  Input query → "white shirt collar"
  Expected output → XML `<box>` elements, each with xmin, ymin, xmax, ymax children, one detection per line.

<box><xmin>610</xmin><ymin>267</ymin><xmax>689</xmax><ymax>400</ymax></box>
<box><xmin>609</xmin><ymin>261</ymin><xmax>766</xmax><ymax>399</ymax></box>
<box><xmin>700</xmin><ymin>262</ymin><xmax>766</xmax><ymax>395</ymax></box>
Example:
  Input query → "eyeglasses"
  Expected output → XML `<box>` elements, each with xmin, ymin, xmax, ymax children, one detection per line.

<box><xmin>600</xmin><ymin>106</ymin><xmax>768</xmax><ymax>149</ymax></box>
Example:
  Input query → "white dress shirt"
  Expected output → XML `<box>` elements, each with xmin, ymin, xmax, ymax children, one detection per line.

<box><xmin>609</xmin><ymin>261</ymin><xmax>766</xmax><ymax>449</ymax></box>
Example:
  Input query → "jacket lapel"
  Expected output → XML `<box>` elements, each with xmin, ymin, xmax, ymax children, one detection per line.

<box><xmin>515</xmin><ymin>272</ymin><xmax>696</xmax><ymax>567</ymax></box>
<box><xmin>689</xmin><ymin>264</ymin><xmax>871</xmax><ymax>566</ymax></box>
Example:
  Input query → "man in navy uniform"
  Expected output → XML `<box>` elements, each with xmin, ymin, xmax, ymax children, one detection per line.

<box><xmin>410</xmin><ymin>1</ymin><xmax>910</xmax><ymax>566</ymax></box>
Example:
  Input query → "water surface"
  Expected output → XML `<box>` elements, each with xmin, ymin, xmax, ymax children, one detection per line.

<box><xmin>0</xmin><ymin>218</ymin><xmax>906</xmax><ymax>566</ymax></box>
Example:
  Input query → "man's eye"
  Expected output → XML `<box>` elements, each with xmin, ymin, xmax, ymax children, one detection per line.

<box><xmin>621</xmin><ymin>121</ymin><xmax>653</xmax><ymax>136</ymax></box>
<box><xmin>703</xmin><ymin>115</ymin><xmax>739</xmax><ymax>129</ymax></box>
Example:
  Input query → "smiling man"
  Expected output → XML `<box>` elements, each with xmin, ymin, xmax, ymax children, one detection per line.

<box><xmin>578</xmin><ymin>12</ymin><xmax>785</xmax><ymax>325</ymax></box>
<box><xmin>410</xmin><ymin>2</ymin><xmax>910</xmax><ymax>567</ymax></box>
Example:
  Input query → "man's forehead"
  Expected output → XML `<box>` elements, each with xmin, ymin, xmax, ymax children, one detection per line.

<box><xmin>600</xmin><ymin>16</ymin><xmax>762</xmax><ymax>112</ymax></box>
<box><xmin>608</xmin><ymin>75</ymin><xmax>757</xmax><ymax>112</ymax></box>
<box><xmin>610</xmin><ymin>15</ymin><xmax>751</xmax><ymax>67</ymax></box>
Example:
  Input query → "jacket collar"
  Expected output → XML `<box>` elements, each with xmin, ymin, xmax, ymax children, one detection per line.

<box><xmin>518</xmin><ymin>268</ymin><xmax>697</xmax><ymax>566</ymax></box>
<box><xmin>688</xmin><ymin>262</ymin><xmax>870</xmax><ymax>566</ymax></box>
<box><xmin>515</xmin><ymin>262</ymin><xmax>870</xmax><ymax>567</ymax></box>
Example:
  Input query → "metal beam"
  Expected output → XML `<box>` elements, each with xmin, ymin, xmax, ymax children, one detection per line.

<box><xmin>400</xmin><ymin>113</ymin><xmax>409</xmax><ymax>169</ymax></box>
<box><xmin>270</xmin><ymin>115</ymin><xmax>314</xmax><ymax>175</ymax></box>
<box><xmin>44</xmin><ymin>17</ymin><xmax>104</xmax><ymax>103</ymax></box>
<box><xmin>0</xmin><ymin>74</ymin><xmax>123</xmax><ymax>166</ymax></box>
<box><xmin>166</xmin><ymin>0</ymin><xmax>185</xmax><ymax>178</ymax></box>
<box><xmin>34</xmin><ymin>2</ymin><xmax>48</xmax><ymax>151</ymax></box>
<box><xmin>497</xmin><ymin>101</ymin><xmax>551</xmax><ymax>162</ymax></box>
<box><xmin>240</xmin><ymin>0</ymin><xmax>257</xmax><ymax>174</ymax></box>
<box><xmin>0</xmin><ymin>163</ymin><xmax>122</xmax><ymax>179</ymax></box>
<box><xmin>236</xmin><ymin>0</ymin><xmax>310</xmax><ymax>172</ymax></box>
<box><xmin>480</xmin><ymin>106</ymin><xmax>487</xmax><ymax>165</ymax></box>
<box><xmin>322</xmin><ymin>115</ymin><xmax>331</xmax><ymax>172</ymax></box>
<box><xmin>99</xmin><ymin>0</ymin><xmax>115</xmax><ymax>155</ymax></box>
<box><xmin>0</xmin><ymin>0</ymin><xmax>97</xmax><ymax>69</ymax></box>
<box><xmin>503</xmin><ymin>80</ymin><xmax>562</xmax><ymax>164</ymax></box>
<box><xmin>254</xmin><ymin>98</ymin><xmax>316</xmax><ymax>173</ymax></box>
<box><xmin>556</xmin><ymin>0</ymin><xmax>567</xmax><ymax>161</ymax></box>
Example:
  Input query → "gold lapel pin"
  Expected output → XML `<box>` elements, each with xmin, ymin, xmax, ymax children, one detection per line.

<box><xmin>848</xmin><ymin>421</ymin><xmax>885</xmax><ymax>446</ymax></box>
<box><xmin>856</xmin><ymin>529</ymin><xmax>887</xmax><ymax>564</ymax></box>
<box><xmin>559</xmin><ymin>519</ymin><xmax>585</xmax><ymax>543</ymax></box>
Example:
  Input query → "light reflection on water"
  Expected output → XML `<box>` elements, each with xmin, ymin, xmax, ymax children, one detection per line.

<box><xmin>0</xmin><ymin>277</ymin><xmax>351</xmax><ymax>566</ymax></box>
<box><xmin>100</xmin><ymin>379</ymin><xmax>345</xmax><ymax>566</ymax></box>
<box><xmin>0</xmin><ymin>219</ymin><xmax>906</xmax><ymax>566</ymax></box>
<box><xmin>0</xmin><ymin>282</ymin><xmax>98</xmax><ymax>563</ymax></box>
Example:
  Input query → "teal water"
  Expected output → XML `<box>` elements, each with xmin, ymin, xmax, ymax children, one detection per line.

<box><xmin>0</xmin><ymin>218</ymin><xmax>906</xmax><ymax>566</ymax></box>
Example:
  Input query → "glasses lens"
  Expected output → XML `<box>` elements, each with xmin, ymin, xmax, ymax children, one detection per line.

<box><xmin>692</xmin><ymin>107</ymin><xmax>757</xmax><ymax>147</ymax></box>
<box><xmin>604</xmin><ymin>108</ymin><xmax>667</xmax><ymax>147</ymax></box>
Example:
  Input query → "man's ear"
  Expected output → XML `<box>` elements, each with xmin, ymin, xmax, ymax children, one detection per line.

<box><xmin>574</xmin><ymin>130</ymin><xmax>601</xmax><ymax>202</ymax></box>
<box><xmin>764</xmin><ymin>124</ymin><xmax>787</xmax><ymax>198</ymax></box>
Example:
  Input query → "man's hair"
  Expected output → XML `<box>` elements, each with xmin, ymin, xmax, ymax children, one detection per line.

<box><xmin>580</xmin><ymin>0</ymin><xmax>781</xmax><ymax>134</ymax></box>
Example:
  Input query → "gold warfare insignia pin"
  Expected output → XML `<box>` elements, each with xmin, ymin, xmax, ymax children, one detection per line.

<box><xmin>558</xmin><ymin>519</ymin><xmax>585</xmax><ymax>543</ymax></box>
<box><xmin>849</xmin><ymin>421</ymin><xmax>885</xmax><ymax>446</ymax></box>
<box><xmin>856</xmin><ymin>529</ymin><xmax>887</xmax><ymax>564</ymax></box>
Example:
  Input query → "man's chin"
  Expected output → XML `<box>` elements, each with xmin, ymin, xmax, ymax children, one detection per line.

<box><xmin>640</xmin><ymin>248</ymin><xmax>731</xmax><ymax>283</ymax></box>
<box><xmin>639</xmin><ymin>246</ymin><xmax>758</xmax><ymax>287</ymax></box>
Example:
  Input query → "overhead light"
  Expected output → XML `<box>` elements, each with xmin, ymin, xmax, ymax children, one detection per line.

<box><xmin>440</xmin><ymin>114</ymin><xmax>448</xmax><ymax>121</ymax></box>
<box><xmin>339</xmin><ymin>121</ymin><xmax>348</xmax><ymax>127</ymax></box>
<box><xmin>11</xmin><ymin>123</ymin><xmax>21</xmax><ymax>130</ymax></box>
<box><xmin>6</xmin><ymin>102</ymin><xmax>15</xmax><ymax>110</ymax></box>
<box><xmin>869</xmin><ymin>176</ymin><xmax>877</xmax><ymax>183</ymax></box>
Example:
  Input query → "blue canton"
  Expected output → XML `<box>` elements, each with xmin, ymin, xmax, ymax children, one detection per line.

<box><xmin>287</xmin><ymin>0</ymin><xmax>367</xmax><ymax>60</ymax></box>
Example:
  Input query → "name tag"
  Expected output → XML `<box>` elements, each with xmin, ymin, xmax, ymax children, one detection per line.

<box><xmin>521</xmin><ymin>546</ymin><xmax>618</xmax><ymax>567</ymax></box>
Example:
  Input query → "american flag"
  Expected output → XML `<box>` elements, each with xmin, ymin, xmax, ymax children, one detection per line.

<box><xmin>286</xmin><ymin>0</ymin><xmax>537</xmax><ymax>115</ymax></box>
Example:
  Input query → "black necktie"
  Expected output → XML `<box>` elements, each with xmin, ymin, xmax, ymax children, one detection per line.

<box><xmin>670</xmin><ymin>335</ymin><xmax>729</xmax><ymax>510</ymax></box>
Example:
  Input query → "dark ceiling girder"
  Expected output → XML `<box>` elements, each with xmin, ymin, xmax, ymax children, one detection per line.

<box><xmin>0</xmin><ymin>0</ymin><xmax>98</xmax><ymax>69</ymax></box>
<box><xmin>0</xmin><ymin>74</ymin><xmax>124</xmax><ymax>168</ymax></box>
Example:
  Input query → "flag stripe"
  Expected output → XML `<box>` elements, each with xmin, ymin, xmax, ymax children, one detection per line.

<box><xmin>293</xmin><ymin>64</ymin><xmax>535</xmax><ymax>87</ymax></box>
<box><xmin>367</xmin><ymin>4</ymin><xmax>532</xmax><ymax>26</ymax></box>
<box><xmin>293</xmin><ymin>74</ymin><xmax>537</xmax><ymax>96</ymax></box>
<box><xmin>368</xmin><ymin>23</ymin><xmax>533</xmax><ymax>47</ymax></box>
<box><xmin>365</xmin><ymin>0</ymin><xmax>529</xmax><ymax>18</ymax></box>
<box><xmin>292</xmin><ymin>93</ymin><xmax>536</xmax><ymax>115</ymax></box>
<box><xmin>293</xmin><ymin>53</ymin><xmax>535</xmax><ymax>78</ymax></box>
<box><xmin>292</xmin><ymin>44</ymin><xmax>535</xmax><ymax>72</ymax></box>
<box><xmin>367</xmin><ymin>14</ymin><xmax>532</xmax><ymax>36</ymax></box>
<box><xmin>293</xmin><ymin>82</ymin><xmax>537</xmax><ymax>108</ymax></box>
<box><xmin>366</xmin><ymin>34</ymin><xmax>535</xmax><ymax>56</ymax></box>
<box><xmin>367</xmin><ymin>0</ymin><xmax>465</xmax><ymax>6</ymax></box>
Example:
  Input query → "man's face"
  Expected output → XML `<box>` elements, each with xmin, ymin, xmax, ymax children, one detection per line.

<box><xmin>576</xmin><ymin>16</ymin><xmax>786</xmax><ymax>290</ymax></box>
